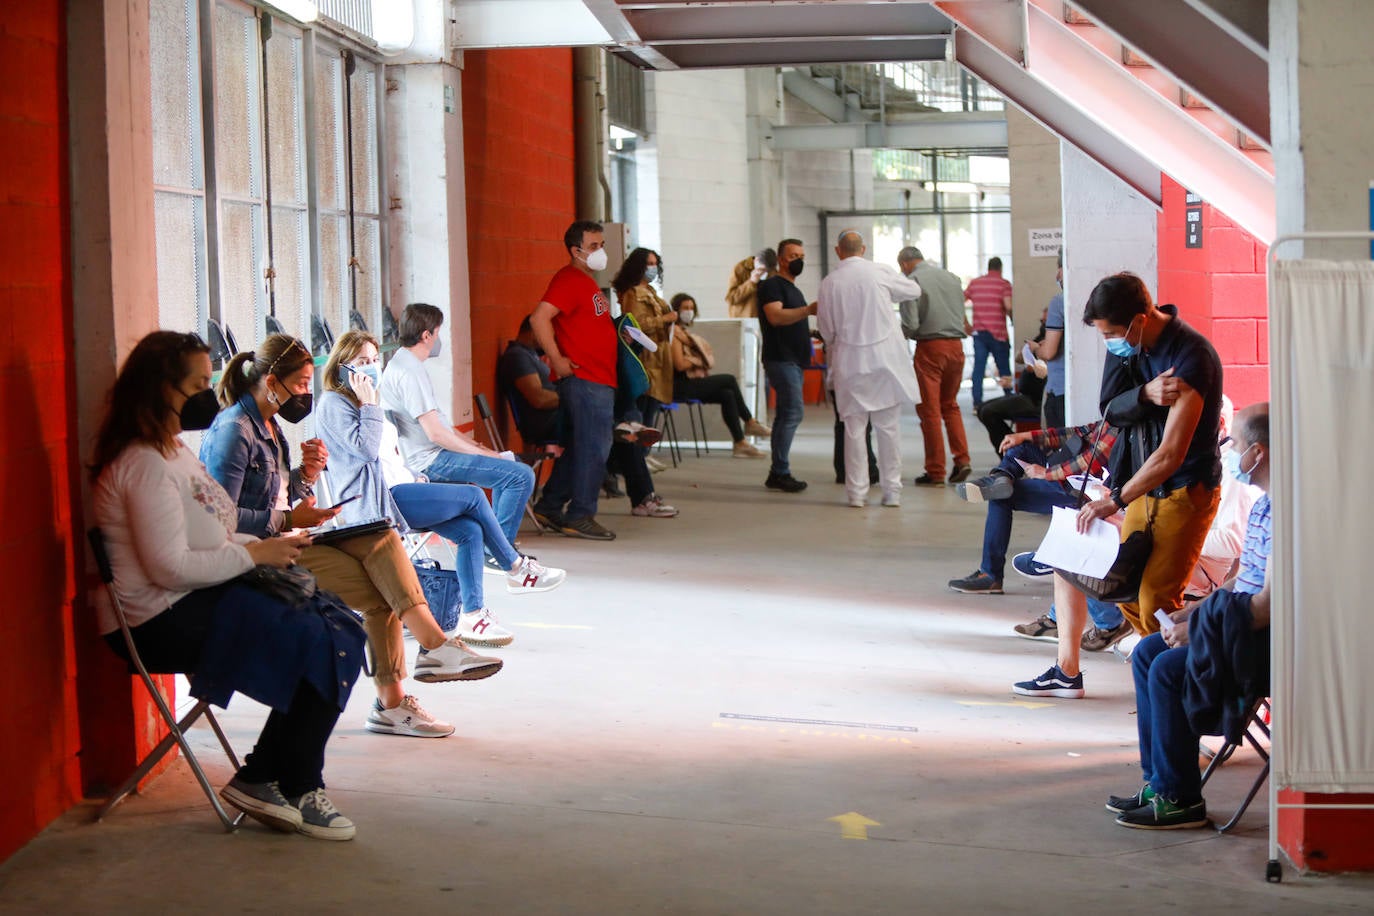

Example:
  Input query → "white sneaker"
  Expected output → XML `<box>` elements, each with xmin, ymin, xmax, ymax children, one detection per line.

<box><xmin>632</xmin><ymin>495</ymin><xmax>679</xmax><ymax>517</ymax></box>
<box><xmin>506</xmin><ymin>555</ymin><xmax>566</xmax><ymax>594</ymax></box>
<box><xmin>365</xmin><ymin>695</ymin><xmax>455</xmax><ymax>738</ymax></box>
<box><xmin>457</xmin><ymin>608</ymin><xmax>515</xmax><ymax>647</ymax></box>
<box><xmin>881</xmin><ymin>493</ymin><xmax>901</xmax><ymax>508</ymax></box>
<box><xmin>847</xmin><ymin>497</ymin><xmax>866</xmax><ymax>508</ymax></box>
<box><xmin>413</xmin><ymin>636</ymin><xmax>504</xmax><ymax>682</ymax></box>
<box><xmin>645</xmin><ymin>455</ymin><xmax>668</xmax><ymax>473</ymax></box>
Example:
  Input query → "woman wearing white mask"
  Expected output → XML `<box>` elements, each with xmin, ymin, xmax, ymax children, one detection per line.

<box><xmin>613</xmin><ymin>247</ymin><xmax>675</xmax><ymax>421</ymax></box>
<box><xmin>668</xmin><ymin>293</ymin><xmax>770</xmax><ymax>459</ymax></box>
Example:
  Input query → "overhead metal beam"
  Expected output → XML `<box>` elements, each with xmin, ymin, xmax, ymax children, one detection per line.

<box><xmin>780</xmin><ymin>69</ymin><xmax>854</xmax><ymax>125</ymax></box>
<box><xmin>1023</xmin><ymin>3</ymin><xmax>1273</xmax><ymax>240</ymax></box>
<box><xmin>1070</xmin><ymin>0</ymin><xmax>1270</xmax><ymax>145</ymax></box>
<box><xmin>954</xmin><ymin>30</ymin><xmax>1161</xmax><ymax>206</ymax></box>
<box><xmin>581</xmin><ymin>0</ymin><xmax>680</xmax><ymax>69</ymax></box>
<box><xmin>768</xmin><ymin>112</ymin><xmax>1008</xmax><ymax>152</ymax></box>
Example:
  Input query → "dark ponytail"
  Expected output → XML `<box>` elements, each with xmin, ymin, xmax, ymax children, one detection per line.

<box><xmin>216</xmin><ymin>333</ymin><xmax>311</xmax><ymax>407</ymax></box>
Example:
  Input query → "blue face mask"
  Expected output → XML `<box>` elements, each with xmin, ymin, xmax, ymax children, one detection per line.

<box><xmin>340</xmin><ymin>362</ymin><xmax>381</xmax><ymax>387</ymax></box>
<box><xmin>645</xmin><ymin>265</ymin><xmax>660</xmax><ymax>284</ymax></box>
<box><xmin>1104</xmin><ymin>317</ymin><xmax>1142</xmax><ymax>358</ymax></box>
<box><xmin>1222</xmin><ymin>443</ymin><xmax>1258</xmax><ymax>485</ymax></box>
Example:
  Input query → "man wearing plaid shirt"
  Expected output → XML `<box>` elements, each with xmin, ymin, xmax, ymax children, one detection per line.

<box><xmin>947</xmin><ymin>422</ymin><xmax>1118</xmax><ymax>595</ymax></box>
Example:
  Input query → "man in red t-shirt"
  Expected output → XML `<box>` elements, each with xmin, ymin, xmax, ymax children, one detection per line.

<box><xmin>965</xmin><ymin>257</ymin><xmax>1014</xmax><ymax>410</ymax></box>
<box><xmin>530</xmin><ymin>220</ymin><xmax>619</xmax><ymax>541</ymax></box>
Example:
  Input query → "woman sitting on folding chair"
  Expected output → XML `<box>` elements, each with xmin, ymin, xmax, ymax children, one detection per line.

<box><xmin>316</xmin><ymin>331</ymin><xmax>567</xmax><ymax>654</ymax></box>
<box><xmin>90</xmin><ymin>331</ymin><xmax>363</xmax><ymax>840</ymax></box>
<box><xmin>200</xmin><ymin>333</ymin><xmax>499</xmax><ymax>743</ymax></box>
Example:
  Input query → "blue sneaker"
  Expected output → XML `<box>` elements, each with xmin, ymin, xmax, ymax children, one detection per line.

<box><xmin>1012</xmin><ymin>551</ymin><xmax>1055</xmax><ymax>579</ymax></box>
<box><xmin>1012</xmin><ymin>664</ymin><xmax>1085</xmax><ymax>698</ymax></box>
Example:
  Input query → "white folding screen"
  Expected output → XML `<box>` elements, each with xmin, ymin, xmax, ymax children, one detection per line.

<box><xmin>1270</xmin><ymin>258</ymin><xmax>1374</xmax><ymax>793</ymax></box>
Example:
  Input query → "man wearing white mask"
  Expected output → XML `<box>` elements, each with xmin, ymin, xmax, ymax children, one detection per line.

<box><xmin>816</xmin><ymin>229</ymin><xmax>923</xmax><ymax>507</ymax></box>
<box><xmin>529</xmin><ymin>220</ymin><xmax>620</xmax><ymax>541</ymax></box>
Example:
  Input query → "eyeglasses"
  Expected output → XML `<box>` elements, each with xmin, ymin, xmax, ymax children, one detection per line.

<box><xmin>265</xmin><ymin>337</ymin><xmax>307</xmax><ymax>379</ymax></box>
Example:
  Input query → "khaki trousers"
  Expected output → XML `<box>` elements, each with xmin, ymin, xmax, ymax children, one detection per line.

<box><xmin>1118</xmin><ymin>482</ymin><xmax>1221</xmax><ymax>635</ymax></box>
<box><xmin>299</xmin><ymin>529</ymin><xmax>428</xmax><ymax>687</ymax></box>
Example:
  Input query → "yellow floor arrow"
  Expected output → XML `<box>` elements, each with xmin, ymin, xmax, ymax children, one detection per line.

<box><xmin>957</xmin><ymin>699</ymin><xmax>1055</xmax><ymax>710</ymax></box>
<box><xmin>827</xmin><ymin>812</ymin><xmax>881</xmax><ymax>840</ymax></box>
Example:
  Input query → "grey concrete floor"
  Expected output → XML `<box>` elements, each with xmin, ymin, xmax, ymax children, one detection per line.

<box><xmin>3</xmin><ymin>403</ymin><xmax>1372</xmax><ymax>914</ymax></box>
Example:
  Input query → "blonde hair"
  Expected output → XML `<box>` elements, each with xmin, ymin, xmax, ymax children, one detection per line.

<box><xmin>323</xmin><ymin>329</ymin><xmax>381</xmax><ymax>405</ymax></box>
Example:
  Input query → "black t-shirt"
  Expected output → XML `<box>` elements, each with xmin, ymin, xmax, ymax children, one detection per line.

<box><xmin>756</xmin><ymin>275</ymin><xmax>812</xmax><ymax>366</ymax></box>
<box><xmin>1101</xmin><ymin>305</ymin><xmax>1222</xmax><ymax>491</ymax></box>
<box><xmin>498</xmin><ymin>342</ymin><xmax>559</xmax><ymax>443</ymax></box>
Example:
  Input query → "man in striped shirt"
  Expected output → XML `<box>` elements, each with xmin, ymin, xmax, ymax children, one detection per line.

<box><xmin>965</xmin><ymin>257</ymin><xmax>1014</xmax><ymax>409</ymax></box>
<box><xmin>1108</xmin><ymin>402</ymin><xmax>1272</xmax><ymax>830</ymax></box>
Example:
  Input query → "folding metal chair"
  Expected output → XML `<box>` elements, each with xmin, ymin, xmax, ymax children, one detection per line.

<box><xmin>1199</xmin><ymin>697</ymin><xmax>1271</xmax><ymax>833</ymax></box>
<box><xmin>86</xmin><ymin>528</ymin><xmax>244</xmax><ymax>830</ymax></box>
<box><xmin>655</xmin><ymin>402</ymin><xmax>683</xmax><ymax>467</ymax></box>
<box><xmin>474</xmin><ymin>393</ymin><xmax>545</xmax><ymax>534</ymax></box>
<box><xmin>679</xmin><ymin>399</ymin><xmax>708</xmax><ymax>456</ymax></box>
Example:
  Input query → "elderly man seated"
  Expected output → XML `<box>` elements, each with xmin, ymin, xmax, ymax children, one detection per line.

<box><xmin>1108</xmin><ymin>402</ymin><xmax>1271</xmax><ymax>829</ymax></box>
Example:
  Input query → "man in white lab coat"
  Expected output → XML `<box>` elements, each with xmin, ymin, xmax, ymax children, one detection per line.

<box><xmin>817</xmin><ymin>230</ymin><xmax>923</xmax><ymax>507</ymax></box>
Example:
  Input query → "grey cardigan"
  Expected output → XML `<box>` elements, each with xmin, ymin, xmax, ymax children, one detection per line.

<box><xmin>315</xmin><ymin>390</ymin><xmax>410</xmax><ymax>532</ymax></box>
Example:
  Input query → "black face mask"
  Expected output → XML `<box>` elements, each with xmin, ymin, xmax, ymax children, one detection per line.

<box><xmin>271</xmin><ymin>382</ymin><xmax>314</xmax><ymax>424</ymax></box>
<box><xmin>788</xmin><ymin>258</ymin><xmax>805</xmax><ymax>278</ymax></box>
<box><xmin>178</xmin><ymin>388</ymin><xmax>220</xmax><ymax>431</ymax></box>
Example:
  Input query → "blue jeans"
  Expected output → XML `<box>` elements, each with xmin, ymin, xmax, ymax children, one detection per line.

<box><xmin>1132</xmin><ymin>633</ymin><xmax>1200</xmax><ymax>802</ymax></box>
<box><xmin>979</xmin><ymin>442</ymin><xmax>1080</xmax><ymax>582</ymax></box>
<box><xmin>422</xmin><ymin>449</ymin><xmax>536</xmax><ymax>547</ymax></box>
<box><xmin>1047</xmin><ymin>598</ymin><xmax>1124</xmax><ymax>630</ymax></box>
<box><xmin>764</xmin><ymin>361</ymin><xmax>805</xmax><ymax>476</ymax></box>
<box><xmin>534</xmin><ymin>375</ymin><xmax>615</xmax><ymax>521</ymax></box>
<box><xmin>971</xmin><ymin>330</ymin><xmax>1012</xmax><ymax>407</ymax></box>
<box><xmin>391</xmin><ymin>483</ymin><xmax>520</xmax><ymax>617</ymax></box>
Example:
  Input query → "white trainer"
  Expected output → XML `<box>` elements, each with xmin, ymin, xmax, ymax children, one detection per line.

<box><xmin>365</xmin><ymin>695</ymin><xmax>455</xmax><ymax>738</ymax></box>
<box><xmin>413</xmin><ymin>636</ymin><xmax>504</xmax><ymax>682</ymax></box>
<box><xmin>506</xmin><ymin>555</ymin><xmax>566</xmax><ymax>594</ymax></box>
<box><xmin>881</xmin><ymin>493</ymin><xmax>901</xmax><ymax>508</ymax></box>
<box><xmin>457</xmin><ymin>608</ymin><xmax>515</xmax><ymax>647</ymax></box>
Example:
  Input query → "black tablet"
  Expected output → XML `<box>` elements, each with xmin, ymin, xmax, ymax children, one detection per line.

<box><xmin>306</xmin><ymin>518</ymin><xmax>394</xmax><ymax>547</ymax></box>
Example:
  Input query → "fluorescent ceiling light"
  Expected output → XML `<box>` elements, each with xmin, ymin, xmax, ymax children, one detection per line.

<box><xmin>264</xmin><ymin>0</ymin><xmax>318</xmax><ymax>24</ymax></box>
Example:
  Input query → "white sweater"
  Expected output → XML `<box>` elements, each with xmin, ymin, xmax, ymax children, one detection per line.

<box><xmin>92</xmin><ymin>443</ymin><xmax>256</xmax><ymax>633</ymax></box>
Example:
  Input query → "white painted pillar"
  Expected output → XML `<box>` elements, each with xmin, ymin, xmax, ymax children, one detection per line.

<box><xmin>1059</xmin><ymin>142</ymin><xmax>1158</xmax><ymax>425</ymax></box>
<box><xmin>383</xmin><ymin>58</ymin><xmax>472</xmax><ymax>425</ymax></box>
<box><xmin>745</xmin><ymin>68</ymin><xmax>784</xmax><ymax>253</ymax></box>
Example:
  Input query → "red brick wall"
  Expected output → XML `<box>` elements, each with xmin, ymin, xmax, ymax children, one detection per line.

<box><xmin>461</xmin><ymin>49</ymin><xmax>576</xmax><ymax>447</ymax></box>
<box><xmin>1155</xmin><ymin>176</ymin><xmax>1269</xmax><ymax>407</ymax></box>
<box><xmin>0</xmin><ymin>0</ymin><xmax>83</xmax><ymax>862</ymax></box>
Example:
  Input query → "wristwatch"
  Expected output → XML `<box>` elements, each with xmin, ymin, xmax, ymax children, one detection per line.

<box><xmin>1110</xmin><ymin>487</ymin><xmax>1128</xmax><ymax>510</ymax></box>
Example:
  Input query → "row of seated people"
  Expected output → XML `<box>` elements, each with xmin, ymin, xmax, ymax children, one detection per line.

<box><xmin>94</xmin><ymin>323</ymin><xmax>574</xmax><ymax>842</ymax></box>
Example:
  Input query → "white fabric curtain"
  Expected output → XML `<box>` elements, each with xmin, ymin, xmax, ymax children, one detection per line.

<box><xmin>1270</xmin><ymin>259</ymin><xmax>1374</xmax><ymax>792</ymax></box>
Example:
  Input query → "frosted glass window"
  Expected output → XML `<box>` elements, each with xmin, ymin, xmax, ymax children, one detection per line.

<box><xmin>220</xmin><ymin>200</ymin><xmax>266</xmax><ymax>346</ymax></box>
<box><xmin>349</xmin><ymin>68</ymin><xmax>378</xmax><ymax>213</ymax></box>
<box><xmin>154</xmin><ymin>193</ymin><xmax>207</xmax><ymax>333</ymax></box>
<box><xmin>213</xmin><ymin>3</ymin><xmax>261</xmax><ymax>199</ymax></box>
<box><xmin>149</xmin><ymin>0</ymin><xmax>201</xmax><ymax>190</ymax></box>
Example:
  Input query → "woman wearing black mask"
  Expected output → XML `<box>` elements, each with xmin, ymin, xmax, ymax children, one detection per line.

<box><xmin>201</xmin><ymin>334</ymin><xmax>495</xmax><ymax>740</ymax></box>
<box><xmin>91</xmin><ymin>331</ymin><xmax>362</xmax><ymax>839</ymax></box>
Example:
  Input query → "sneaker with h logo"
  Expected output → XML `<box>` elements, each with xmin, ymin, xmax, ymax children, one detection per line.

<box><xmin>505</xmin><ymin>555</ymin><xmax>567</xmax><ymax>595</ymax></box>
<box><xmin>458</xmin><ymin>608</ymin><xmax>515</xmax><ymax>647</ymax></box>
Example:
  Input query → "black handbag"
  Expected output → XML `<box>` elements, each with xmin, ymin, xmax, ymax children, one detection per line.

<box><xmin>1055</xmin><ymin>419</ymin><xmax>1156</xmax><ymax>603</ymax></box>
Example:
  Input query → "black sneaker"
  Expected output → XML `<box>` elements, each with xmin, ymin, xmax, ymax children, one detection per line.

<box><xmin>1115</xmin><ymin>794</ymin><xmax>1209</xmax><ymax>830</ymax></box>
<box><xmin>948</xmin><ymin>570</ymin><xmax>1004</xmax><ymax>594</ymax></box>
<box><xmin>533</xmin><ymin>510</ymin><xmax>566</xmax><ymax>534</ymax></box>
<box><xmin>913</xmin><ymin>474</ymin><xmax>945</xmax><ymax>486</ymax></box>
<box><xmin>949</xmin><ymin>464</ymin><xmax>973</xmax><ymax>483</ymax></box>
<box><xmin>1106</xmin><ymin>784</ymin><xmax>1157</xmax><ymax>814</ymax></box>
<box><xmin>561</xmin><ymin>516</ymin><xmax>617</xmax><ymax>540</ymax></box>
<box><xmin>1081</xmin><ymin>621</ymin><xmax>1133</xmax><ymax>652</ymax></box>
<box><xmin>1013</xmin><ymin>614</ymin><xmax>1058</xmax><ymax>642</ymax></box>
<box><xmin>765</xmin><ymin>472</ymin><xmax>808</xmax><ymax>493</ymax></box>
<box><xmin>1012</xmin><ymin>664</ymin><xmax>1085</xmax><ymax>698</ymax></box>
<box><xmin>956</xmin><ymin>472</ymin><xmax>1014</xmax><ymax>503</ymax></box>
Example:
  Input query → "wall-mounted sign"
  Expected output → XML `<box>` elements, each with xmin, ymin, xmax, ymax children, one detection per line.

<box><xmin>1029</xmin><ymin>227</ymin><xmax>1063</xmax><ymax>257</ymax></box>
<box><xmin>1185</xmin><ymin>190</ymin><xmax>1204</xmax><ymax>248</ymax></box>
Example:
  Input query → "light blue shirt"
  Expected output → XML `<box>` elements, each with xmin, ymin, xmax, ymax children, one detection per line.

<box><xmin>1045</xmin><ymin>291</ymin><xmax>1066</xmax><ymax>396</ymax></box>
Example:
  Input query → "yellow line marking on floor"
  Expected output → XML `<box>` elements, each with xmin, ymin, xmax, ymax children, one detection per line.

<box><xmin>710</xmin><ymin>721</ymin><xmax>913</xmax><ymax>744</ymax></box>
<box><xmin>957</xmin><ymin>699</ymin><xmax>1056</xmax><ymax>710</ymax></box>
<box><xmin>510</xmin><ymin>623</ymin><xmax>595</xmax><ymax>630</ymax></box>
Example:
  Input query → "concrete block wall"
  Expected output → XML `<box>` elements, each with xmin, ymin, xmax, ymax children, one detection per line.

<box><xmin>1155</xmin><ymin>176</ymin><xmax>1269</xmax><ymax>408</ymax></box>
<box><xmin>1006</xmin><ymin>107</ymin><xmax>1062</xmax><ymax>342</ymax></box>
<box><xmin>0</xmin><ymin>0</ymin><xmax>83</xmax><ymax>863</ymax></box>
<box><xmin>461</xmin><ymin>48</ymin><xmax>576</xmax><ymax>443</ymax></box>
<box><xmin>648</xmin><ymin>69</ymin><xmax>752</xmax><ymax>318</ymax></box>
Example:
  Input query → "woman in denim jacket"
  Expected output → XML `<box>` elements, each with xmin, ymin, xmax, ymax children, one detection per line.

<box><xmin>201</xmin><ymin>333</ymin><xmax>499</xmax><ymax>739</ymax></box>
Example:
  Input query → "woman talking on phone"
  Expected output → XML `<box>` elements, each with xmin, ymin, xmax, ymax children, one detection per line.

<box><xmin>316</xmin><ymin>331</ymin><xmax>566</xmax><ymax>652</ymax></box>
<box><xmin>200</xmin><ymin>333</ymin><xmax>497</xmax><ymax>739</ymax></box>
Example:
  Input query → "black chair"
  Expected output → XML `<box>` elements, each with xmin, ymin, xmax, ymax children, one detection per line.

<box><xmin>1199</xmin><ymin>697</ymin><xmax>1271</xmax><ymax>833</ymax></box>
<box><xmin>87</xmin><ymin>528</ymin><xmax>244</xmax><ymax>830</ymax></box>
<box><xmin>264</xmin><ymin>314</ymin><xmax>286</xmax><ymax>337</ymax></box>
<box><xmin>310</xmin><ymin>314</ymin><xmax>336</xmax><ymax>358</ymax></box>
<box><xmin>350</xmin><ymin>309</ymin><xmax>369</xmax><ymax>332</ymax></box>
<box><xmin>206</xmin><ymin>319</ymin><xmax>236</xmax><ymax>367</ymax></box>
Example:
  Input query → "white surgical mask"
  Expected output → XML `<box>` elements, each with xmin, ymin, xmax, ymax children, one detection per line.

<box><xmin>679</xmin><ymin>309</ymin><xmax>695</xmax><ymax>325</ymax></box>
<box><xmin>584</xmin><ymin>248</ymin><xmax>608</xmax><ymax>272</ymax></box>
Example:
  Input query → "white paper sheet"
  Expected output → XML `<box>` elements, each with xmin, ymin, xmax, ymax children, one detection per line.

<box><xmin>625</xmin><ymin>325</ymin><xmax>658</xmax><ymax>352</ymax></box>
<box><xmin>1033</xmin><ymin>506</ymin><xmax>1120</xmax><ymax>578</ymax></box>
<box><xmin>1021</xmin><ymin>341</ymin><xmax>1037</xmax><ymax>367</ymax></box>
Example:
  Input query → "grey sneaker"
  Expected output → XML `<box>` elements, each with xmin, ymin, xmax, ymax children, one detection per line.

<box><xmin>365</xmin><ymin>695</ymin><xmax>456</xmax><ymax>738</ymax></box>
<box><xmin>289</xmin><ymin>789</ymin><xmax>356</xmax><ymax>841</ymax></box>
<box><xmin>956</xmin><ymin>472</ymin><xmax>1014</xmax><ymax>503</ymax></box>
<box><xmin>1013</xmin><ymin>614</ymin><xmax>1058</xmax><ymax>642</ymax></box>
<box><xmin>414</xmin><ymin>637</ymin><xmax>504</xmax><ymax>682</ymax></box>
<box><xmin>221</xmin><ymin>777</ymin><xmax>302</xmax><ymax>832</ymax></box>
<box><xmin>1081</xmin><ymin>621</ymin><xmax>1133</xmax><ymax>652</ymax></box>
<box><xmin>947</xmin><ymin>570</ymin><xmax>1003</xmax><ymax>594</ymax></box>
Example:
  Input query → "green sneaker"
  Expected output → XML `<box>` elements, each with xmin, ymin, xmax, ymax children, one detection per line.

<box><xmin>1105</xmin><ymin>784</ymin><xmax>1156</xmax><ymax>814</ymax></box>
<box><xmin>1115</xmin><ymin>794</ymin><xmax>1209</xmax><ymax>830</ymax></box>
